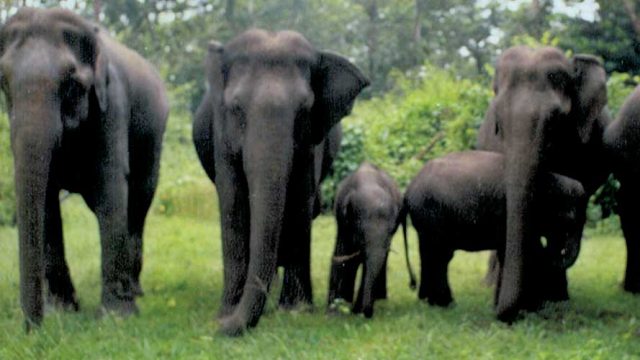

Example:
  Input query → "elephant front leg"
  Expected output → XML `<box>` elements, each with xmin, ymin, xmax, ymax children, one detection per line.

<box><xmin>95</xmin><ymin>176</ymin><xmax>138</xmax><ymax>316</ymax></box>
<box><xmin>44</xmin><ymin>189</ymin><xmax>78</xmax><ymax>311</ymax></box>
<box><xmin>216</xmin><ymin>162</ymin><xmax>250</xmax><ymax>319</ymax></box>
<box><xmin>618</xmin><ymin>183</ymin><xmax>640</xmax><ymax>293</ymax></box>
<box><xmin>279</xmin><ymin>218</ymin><xmax>313</xmax><ymax>310</ymax></box>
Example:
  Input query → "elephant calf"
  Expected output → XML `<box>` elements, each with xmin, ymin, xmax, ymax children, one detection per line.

<box><xmin>404</xmin><ymin>151</ymin><xmax>585</xmax><ymax>307</ymax></box>
<box><xmin>328</xmin><ymin>163</ymin><xmax>416</xmax><ymax>318</ymax></box>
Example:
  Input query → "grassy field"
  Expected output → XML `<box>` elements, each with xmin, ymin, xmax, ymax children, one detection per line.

<box><xmin>1</xmin><ymin>122</ymin><xmax>640</xmax><ymax>359</ymax></box>
<box><xmin>1</xmin><ymin>192</ymin><xmax>640</xmax><ymax>358</ymax></box>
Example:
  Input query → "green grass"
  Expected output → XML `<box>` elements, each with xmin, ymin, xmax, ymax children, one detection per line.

<box><xmin>1</xmin><ymin>194</ymin><xmax>640</xmax><ymax>358</ymax></box>
<box><xmin>1</xmin><ymin>120</ymin><xmax>640</xmax><ymax>358</ymax></box>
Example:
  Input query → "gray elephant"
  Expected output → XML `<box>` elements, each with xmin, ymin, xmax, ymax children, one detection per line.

<box><xmin>476</xmin><ymin>46</ymin><xmax>610</xmax><ymax>321</ymax></box>
<box><xmin>604</xmin><ymin>86</ymin><xmax>640</xmax><ymax>293</ymax></box>
<box><xmin>192</xmin><ymin>29</ymin><xmax>369</xmax><ymax>336</ymax></box>
<box><xmin>404</xmin><ymin>151</ymin><xmax>586</xmax><ymax>307</ymax></box>
<box><xmin>0</xmin><ymin>8</ymin><xmax>169</xmax><ymax>329</ymax></box>
<box><xmin>327</xmin><ymin>163</ymin><xmax>416</xmax><ymax>318</ymax></box>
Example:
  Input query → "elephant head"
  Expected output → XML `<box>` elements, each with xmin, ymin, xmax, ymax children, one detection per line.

<box><xmin>480</xmin><ymin>46</ymin><xmax>607</xmax><ymax>321</ymax></box>
<box><xmin>0</xmin><ymin>8</ymin><xmax>108</xmax><ymax>328</ymax></box>
<box><xmin>203</xmin><ymin>29</ymin><xmax>369</xmax><ymax>334</ymax></box>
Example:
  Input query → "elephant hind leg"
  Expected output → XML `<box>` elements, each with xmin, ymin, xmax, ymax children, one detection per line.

<box><xmin>618</xmin><ymin>182</ymin><xmax>640</xmax><ymax>293</ymax></box>
<box><xmin>44</xmin><ymin>188</ymin><xmax>78</xmax><ymax>311</ymax></box>
<box><xmin>419</xmin><ymin>235</ymin><xmax>454</xmax><ymax>307</ymax></box>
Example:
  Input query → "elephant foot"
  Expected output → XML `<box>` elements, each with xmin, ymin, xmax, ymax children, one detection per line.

<box><xmin>426</xmin><ymin>296</ymin><xmax>454</xmax><ymax>308</ymax></box>
<box><xmin>100</xmin><ymin>290</ymin><xmax>139</xmax><ymax>318</ymax></box>
<box><xmin>218</xmin><ymin>314</ymin><xmax>247</xmax><ymax>337</ymax></box>
<box><xmin>623</xmin><ymin>279</ymin><xmax>640</xmax><ymax>294</ymax></box>
<box><xmin>46</xmin><ymin>291</ymin><xmax>80</xmax><ymax>312</ymax></box>
<box><xmin>279</xmin><ymin>288</ymin><xmax>313</xmax><ymax>311</ymax></box>
<box><xmin>99</xmin><ymin>300</ymin><xmax>139</xmax><ymax>318</ymax></box>
<box><xmin>132</xmin><ymin>281</ymin><xmax>145</xmax><ymax>297</ymax></box>
<box><xmin>216</xmin><ymin>303</ymin><xmax>239</xmax><ymax>320</ymax></box>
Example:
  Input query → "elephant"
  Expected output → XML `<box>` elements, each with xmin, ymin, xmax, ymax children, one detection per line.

<box><xmin>604</xmin><ymin>86</ymin><xmax>640</xmax><ymax>293</ymax></box>
<box><xmin>192</xmin><ymin>29</ymin><xmax>369</xmax><ymax>336</ymax></box>
<box><xmin>404</xmin><ymin>151</ymin><xmax>586</xmax><ymax>307</ymax></box>
<box><xmin>0</xmin><ymin>8</ymin><xmax>169</xmax><ymax>329</ymax></box>
<box><xmin>476</xmin><ymin>46</ymin><xmax>610</xmax><ymax>321</ymax></box>
<box><xmin>327</xmin><ymin>162</ymin><xmax>416</xmax><ymax>318</ymax></box>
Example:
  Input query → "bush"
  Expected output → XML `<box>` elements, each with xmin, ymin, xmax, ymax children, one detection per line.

<box><xmin>320</xmin><ymin>64</ymin><xmax>491</xmax><ymax>211</ymax></box>
<box><xmin>0</xmin><ymin>112</ymin><xmax>15</xmax><ymax>227</ymax></box>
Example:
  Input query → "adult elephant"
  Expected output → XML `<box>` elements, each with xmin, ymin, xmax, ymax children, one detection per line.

<box><xmin>192</xmin><ymin>29</ymin><xmax>369</xmax><ymax>336</ymax></box>
<box><xmin>604</xmin><ymin>86</ymin><xmax>640</xmax><ymax>293</ymax></box>
<box><xmin>0</xmin><ymin>8</ymin><xmax>169</xmax><ymax>329</ymax></box>
<box><xmin>476</xmin><ymin>46</ymin><xmax>610</xmax><ymax>321</ymax></box>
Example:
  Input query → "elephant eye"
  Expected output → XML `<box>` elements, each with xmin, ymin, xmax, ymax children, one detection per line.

<box><xmin>548</xmin><ymin>70</ymin><xmax>571</xmax><ymax>90</ymax></box>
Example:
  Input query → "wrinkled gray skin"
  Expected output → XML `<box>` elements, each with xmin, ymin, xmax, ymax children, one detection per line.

<box><xmin>327</xmin><ymin>163</ymin><xmax>415</xmax><ymax>318</ymax></box>
<box><xmin>192</xmin><ymin>29</ymin><xmax>369</xmax><ymax>336</ymax></box>
<box><xmin>404</xmin><ymin>151</ymin><xmax>586</xmax><ymax>307</ymax></box>
<box><xmin>604</xmin><ymin>86</ymin><xmax>640</xmax><ymax>294</ymax></box>
<box><xmin>0</xmin><ymin>8</ymin><xmax>169</xmax><ymax>330</ymax></box>
<box><xmin>476</xmin><ymin>46</ymin><xmax>609</xmax><ymax>322</ymax></box>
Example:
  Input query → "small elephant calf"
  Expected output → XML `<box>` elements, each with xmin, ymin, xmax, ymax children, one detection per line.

<box><xmin>404</xmin><ymin>151</ymin><xmax>585</xmax><ymax>307</ymax></box>
<box><xmin>327</xmin><ymin>163</ymin><xmax>416</xmax><ymax>318</ymax></box>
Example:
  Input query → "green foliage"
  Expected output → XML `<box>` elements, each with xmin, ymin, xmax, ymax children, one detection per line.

<box><xmin>341</xmin><ymin>64</ymin><xmax>490</xmax><ymax>188</ymax></box>
<box><xmin>0</xmin><ymin>112</ymin><xmax>14</xmax><ymax>227</ymax></box>
<box><xmin>607</xmin><ymin>72</ymin><xmax>640</xmax><ymax>117</ymax></box>
<box><xmin>320</xmin><ymin>123</ymin><xmax>365</xmax><ymax>212</ymax></box>
<box><xmin>1</xmin><ymin>205</ymin><xmax>640</xmax><ymax>357</ymax></box>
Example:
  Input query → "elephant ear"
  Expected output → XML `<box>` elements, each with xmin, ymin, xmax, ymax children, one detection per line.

<box><xmin>92</xmin><ymin>28</ymin><xmax>109</xmax><ymax>112</ymax></box>
<box><xmin>572</xmin><ymin>54</ymin><xmax>607</xmax><ymax>144</ymax></box>
<box><xmin>311</xmin><ymin>51</ymin><xmax>369</xmax><ymax>145</ymax></box>
<box><xmin>62</xmin><ymin>24</ymin><xmax>109</xmax><ymax>113</ymax></box>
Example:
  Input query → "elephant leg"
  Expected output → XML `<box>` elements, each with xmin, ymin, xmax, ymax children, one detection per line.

<box><xmin>127</xmin><ymin>135</ymin><xmax>162</xmax><ymax>298</ymax></box>
<box><xmin>95</xmin><ymin>173</ymin><xmax>137</xmax><ymax>316</ymax></box>
<box><xmin>216</xmin><ymin>161</ymin><xmax>250</xmax><ymax>319</ymax></box>
<box><xmin>327</xmin><ymin>226</ymin><xmax>360</xmax><ymax>307</ymax></box>
<box><xmin>372</xmin><ymin>254</ymin><xmax>388</xmax><ymax>300</ymax></box>
<box><xmin>279</xmin><ymin>217</ymin><xmax>313</xmax><ymax>309</ymax></box>
<box><xmin>419</xmin><ymin>233</ymin><xmax>453</xmax><ymax>307</ymax></box>
<box><xmin>619</xmin><ymin>183</ymin><xmax>640</xmax><ymax>293</ymax></box>
<box><xmin>279</xmin><ymin>164</ymin><xmax>315</xmax><ymax>310</ymax></box>
<box><xmin>542</xmin><ymin>267</ymin><xmax>569</xmax><ymax>302</ymax></box>
<box><xmin>44</xmin><ymin>188</ymin><xmax>78</xmax><ymax>311</ymax></box>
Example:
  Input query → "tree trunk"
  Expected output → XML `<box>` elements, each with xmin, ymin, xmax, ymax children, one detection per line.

<box><xmin>623</xmin><ymin>0</ymin><xmax>640</xmax><ymax>40</ymax></box>
<box><xmin>93</xmin><ymin>0</ymin><xmax>101</xmax><ymax>22</ymax></box>
<box><xmin>365</xmin><ymin>0</ymin><xmax>379</xmax><ymax>88</ymax></box>
<box><xmin>413</xmin><ymin>0</ymin><xmax>424</xmax><ymax>66</ymax></box>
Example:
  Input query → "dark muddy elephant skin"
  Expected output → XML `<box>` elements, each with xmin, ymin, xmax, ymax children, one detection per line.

<box><xmin>476</xmin><ymin>46</ymin><xmax>609</xmax><ymax>321</ymax></box>
<box><xmin>404</xmin><ymin>151</ymin><xmax>585</xmax><ymax>307</ymax></box>
<box><xmin>604</xmin><ymin>86</ymin><xmax>640</xmax><ymax>294</ymax></box>
<box><xmin>1</xmin><ymin>8</ymin><xmax>169</xmax><ymax>329</ymax></box>
<box><xmin>192</xmin><ymin>29</ymin><xmax>369</xmax><ymax>336</ymax></box>
<box><xmin>327</xmin><ymin>163</ymin><xmax>413</xmax><ymax>318</ymax></box>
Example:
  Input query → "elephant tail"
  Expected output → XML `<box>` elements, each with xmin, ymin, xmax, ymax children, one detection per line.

<box><xmin>400</xmin><ymin>200</ymin><xmax>417</xmax><ymax>290</ymax></box>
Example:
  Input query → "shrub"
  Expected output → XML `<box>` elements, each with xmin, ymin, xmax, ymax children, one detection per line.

<box><xmin>320</xmin><ymin>64</ymin><xmax>491</xmax><ymax>211</ymax></box>
<box><xmin>0</xmin><ymin>112</ymin><xmax>15</xmax><ymax>227</ymax></box>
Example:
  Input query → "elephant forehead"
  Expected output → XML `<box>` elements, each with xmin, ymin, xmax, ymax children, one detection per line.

<box><xmin>226</xmin><ymin>29</ymin><xmax>316</xmax><ymax>63</ymax></box>
<box><xmin>497</xmin><ymin>46</ymin><xmax>570</xmax><ymax>82</ymax></box>
<box><xmin>2</xmin><ymin>8</ymin><xmax>95</xmax><ymax>47</ymax></box>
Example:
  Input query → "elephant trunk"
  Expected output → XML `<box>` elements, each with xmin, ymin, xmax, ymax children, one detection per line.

<box><xmin>359</xmin><ymin>236</ymin><xmax>388</xmax><ymax>319</ymax></box>
<box><xmin>496</xmin><ymin>142</ymin><xmax>541</xmax><ymax>322</ymax></box>
<box><xmin>10</xmin><ymin>97</ymin><xmax>61</xmax><ymax>330</ymax></box>
<box><xmin>233</xmin><ymin>114</ymin><xmax>295</xmax><ymax>331</ymax></box>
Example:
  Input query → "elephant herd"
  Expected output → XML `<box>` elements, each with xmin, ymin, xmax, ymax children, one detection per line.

<box><xmin>3</xmin><ymin>7</ymin><xmax>640</xmax><ymax>337</ymax></box>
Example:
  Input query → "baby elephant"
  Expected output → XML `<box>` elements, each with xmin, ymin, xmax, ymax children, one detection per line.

<box><xmin>404</xmin><ymin>151</ymin><xmax>585</xmax><ymax>307</ymax></box>
<box><xmin>328</xmin><ymin>163</ymin><xmax>416</xmax><ymax>318</ymax></box>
